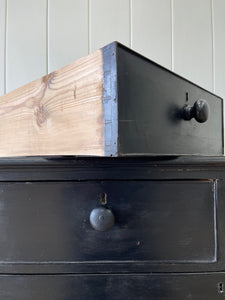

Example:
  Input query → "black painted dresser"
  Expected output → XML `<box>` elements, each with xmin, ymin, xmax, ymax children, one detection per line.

<box><xmin>0</xmin><ymin>156</ymin><xmax>224</xmax><ymax>299</ymax></box>
<box><xmin>0</xmin><ymin>42</ymin><xmax>224</xmax><ymax>299</ymax></box>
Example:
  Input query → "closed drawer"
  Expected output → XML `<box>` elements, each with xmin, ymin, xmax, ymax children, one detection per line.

<box><xmin>0</xmin><ymin>273</ymin><xmax>224</xmax><ymax>300</ymax></box>
<box><xmin>0</xmin><ymin>180</ymin><xmax>216</xmax><ymax>273</ymax></box>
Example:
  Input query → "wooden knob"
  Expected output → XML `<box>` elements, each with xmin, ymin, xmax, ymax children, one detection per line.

<box><xmin>182</xmin><ymin>99</ymin><xmax>209</xmax><ymax>123</ymax></box>
<box><xmin>90</xmin><ymin>207</ymin><xmax>115</xmax><ymax>231</ymax></box>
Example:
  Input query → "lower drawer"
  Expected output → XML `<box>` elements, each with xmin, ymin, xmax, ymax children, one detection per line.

<box><xmin>0</xmin><ymin>273</ymin><xmax>224</xmax><ymax>300</ymax></box>
<box><xmin>0</xmin><ymin>180</ymin><xmax>217</xmax><ymax>273</ymax></box>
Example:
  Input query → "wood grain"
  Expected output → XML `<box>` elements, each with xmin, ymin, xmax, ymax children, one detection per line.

<box><xmin>0</xmin><ymin>50</ymin><xmax>104</xmax><ymax>156</ymax></box>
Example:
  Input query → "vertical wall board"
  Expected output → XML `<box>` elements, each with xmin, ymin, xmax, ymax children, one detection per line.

<box><xmin>173</xmin><ymin>0</ymin><xmax>213</xmax><ymax>91</ymax></box>
<box><xmin>132</xmin><ymin>0</ymin><xmax>172</xmax><ymax>69</ymax></box>
<box><xmin>48</xmin><ymin>0</ymin><xmax>88</xmax><ymax>73</ymax></box>
<box><xmin>6</xmin><ymin>0</ymin><xmax>46</xmax><ymax>92</ymax></box>
<box><xmin>0</xmin><ymin>0</ymin><xmax>5</xmax><ymax>95</ymax></box>
<box><xmin>214</xmin><ymin>0</ymin><xmax>225</xmax><ymax>101</ymax></box>
<box><xmin>90</xmin><ymin>0</ymin><xmax>130</xmax><ymax>52</ymax></box>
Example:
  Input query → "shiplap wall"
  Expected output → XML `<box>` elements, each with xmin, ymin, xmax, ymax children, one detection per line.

<box><xmin>0</xmin><ymin>0</ymin><xmax>225</xmax><ymax>106</ymax></box>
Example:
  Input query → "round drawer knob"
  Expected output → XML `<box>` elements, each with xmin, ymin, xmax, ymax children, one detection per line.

<box><xmin>182</xmin><ymin>99</ymin><xmax>209</xmax><ymax>123</ymax></box>
<box><xmin>90</xmin><ymin>207</ymin><xmax>115</xmax><ymax>231</ymax></box>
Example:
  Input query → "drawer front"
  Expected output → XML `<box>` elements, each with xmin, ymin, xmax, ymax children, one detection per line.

<box><xmin>0</xmin><ymin>273</ymin><xmax>224</xmax><ymax>300</ymax></box>
<box><xmin>117</xmin><ymin>44</ymin><xmax>223</xmax><ymax>156</ymax></box>
<box><xmin>0</xmin><ymin>181</ymin><xmax>216</xmax><ymax>268</ymax></box>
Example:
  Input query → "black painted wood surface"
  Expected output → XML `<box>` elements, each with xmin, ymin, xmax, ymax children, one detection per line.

<box><xmin>105</xmin><ymin>42</ymin><xmax>224</xmax><ymax>156</ymax></box>
<box><xmin>0</xmin><ymin>156</ymin><xmax>225</xmax><ymax>298</ymax></box>
<box><xmin>1</xmin><ymin>273</ymin><xmax>225</xmax><ymax>300</ymax></box>
<box><xmin>0</xmin><ymin>181</ymin><xmax>216</xmax><ymax>269</ymax></box>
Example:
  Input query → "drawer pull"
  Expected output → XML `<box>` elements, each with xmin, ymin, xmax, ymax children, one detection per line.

<box><xmin>182</xmin><ymin>99</ymin><xmax>209</xmax><ymax>123</ymax></box>
<box><xmin>90</xmin><ymin>207</ymin><xmax>115</xmax><ymax>231</ymax></box>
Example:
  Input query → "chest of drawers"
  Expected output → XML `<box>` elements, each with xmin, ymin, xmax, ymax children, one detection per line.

<box><xmin>0</xmin><ymin>41</ymin><xmax>224</xmax><ymax>299</ymax></box>
<box><xmin>0</xmin><ymin>156</ymin><xmax>225</xmax><ymax>299</ymax></box>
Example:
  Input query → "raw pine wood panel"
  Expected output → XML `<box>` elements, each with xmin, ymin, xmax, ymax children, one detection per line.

<box><xmin>0</xmin><ymin>0</ymin><xmax>5</xmax><ymax>96</ymax></box>
<box><xmin>173</xmin><ymin>0</ymin><xmax>213</xmax><ymax>91</ymax></box>
<box><xmin>6</xmin><ymin>0</ymin><xmax>47</xmax><ymax>93</ymax></box>
<box><xmin>48</xmin><ymin>0</ymin><xmax>88</xmax><ymax>72</ymax></box>
<box><xmin>214</xmin><ymin>0</ymin><xmax>225</xmax><ymax>100</ymax></box>
<box><xmin>131</xmin><ymin>0</ymin><xmax>172</xmax><ymax>69</ymax></box>
<box><xmin>90</xmin><ymin>0</ymin><xmax>130</xmax><ymax>52</ymax></box>
<box><xmin>0</xmin><ymin>50</ymin><xmax>104</xmax><ymax>157</ymax></box>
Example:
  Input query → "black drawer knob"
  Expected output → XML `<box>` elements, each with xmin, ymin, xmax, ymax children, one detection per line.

<box><xmin>90</xmin><ymin>207</ymin><xmax>115</xmax><ymax>231</ymax></box>
<box><xmin>182</xmin><ymin>99</ymin><xmax>209</xmax><ymax>123</ymax></box>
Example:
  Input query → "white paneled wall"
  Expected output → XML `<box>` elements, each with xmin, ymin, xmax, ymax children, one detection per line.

<box><xmin>0</xmin><ymin>0</ymin><xmax>5</xmax><ymax>95</ymax></box>
<box><xmin>90</xmin><ymin>0</ymin><xmax>130</xmax><ymax>52</ymax></box>
<box><xmin>6</xmin><ymin>0</ymin><xmax>47</xmax><ymax>92</ymax></box>
<box><xmin>48</xmin><ymin>0</ymin><xmax>88</xmax><ymax>72</ymax></box>
<box><xmin>214</xmin><ymin>0</ymin><xmax>225</xmax><ymax>103</ymax></box>
<box><xmin>0</xmin><ymin>0</ymin><xmax>225</xmax><ymax>107</ymax></box>
<box><xmin>173</xmin><ymin>0</ymin><xmax>213</xmax><ymax>90</ymax></box>
<box><xmin>132</xmin><ymin>0</ymin><xmax>172</xmax><ymax>69</ymax></box>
